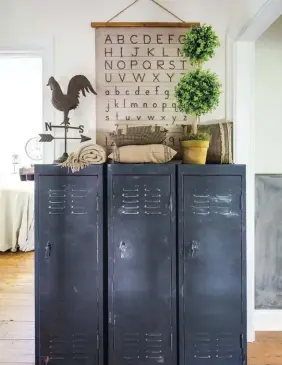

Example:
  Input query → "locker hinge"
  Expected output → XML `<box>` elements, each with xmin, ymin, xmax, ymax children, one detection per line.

<box><xmin>240</xmin><ymin>194</ymin><xmax>243</xmax><ymax>211</ymax></box>
<box><xmin>169</xmin><ymin>194</ymin><xmax>173</xmax><ymax>212</ymax></box>
<box><xmin>96</xmin><ymin>194</ymin><xmax>99</xmax><ymax>212</ymax></box>
<box><xmin>240</xmin><ymin>333</ymin><xmax>246</xmax><ymax>365</ymax></box>
<box><xmin>109</xmin><ymin>312</ymin><xmax>112</xmax><ymax>324</ymax></box>
<box><xmin>97</xmin><ymin>334</ymin><xmax>100</xmax><ymax>350</ymax></box>
<box><xmin>170</xmin><ymin>334</ymin><xmax>173</xmax><ymax>351</ymax></box>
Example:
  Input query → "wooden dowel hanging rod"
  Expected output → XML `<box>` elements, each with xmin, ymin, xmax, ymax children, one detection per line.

<box><xmin>91</xmin><ymin>22</ymin><xmax>199</xmax><ymax>28</ymax></box>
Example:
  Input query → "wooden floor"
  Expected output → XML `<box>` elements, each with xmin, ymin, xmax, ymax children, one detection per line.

<box><xmin>0</xmin><ymin>252</ymin><xmax>34</xmax><ymax>364</ymax></box>
<box><xmin>0</xmin><ymin>252</ymin><xmax>282</xmax><ymax>364</ymax></box>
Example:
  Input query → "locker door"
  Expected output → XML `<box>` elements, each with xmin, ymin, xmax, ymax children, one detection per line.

<box><xmin>35</xmin><ymin>171</ymin><xmax>103</xmax><ymax>365</ymax></box>
<box><xmin>108</xmin><ymin>166</ymin><xmax>176</xmax><ymax>365</ymax></box>
<box><xmin>179</xmin><ymin>169</ymin><xmax>246</xmax><ymax>365</ymax></box>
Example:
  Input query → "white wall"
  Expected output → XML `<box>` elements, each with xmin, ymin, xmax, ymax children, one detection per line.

<box><xmin>0</xmin><ymin>0</ymin><xmax>269</xmax><ymax>158</ymax></box>
<box><xmin>255</xmin><ymin>15</ymin><xmax>282</xmax><ymax>173</ymax></box>
<box><xmin>229</xmin><ymin>0</ymin><xmax>270</xmax><ymax>37</ymax></box>
<box><xmin>234</xmin><ymin>41</ymin><xmax>256</xmax><ymax>342</ymax></box>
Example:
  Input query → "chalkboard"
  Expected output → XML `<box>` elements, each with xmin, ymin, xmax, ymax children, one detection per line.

<box><xmin>255</xmin><ymin>175</ymin><xmax>282</xmax><ymax>309</ymax></box>
<box><xmin>95</xmin><ymin>27</ymin><xmax>193</xmax><ymax>153</ymax></box>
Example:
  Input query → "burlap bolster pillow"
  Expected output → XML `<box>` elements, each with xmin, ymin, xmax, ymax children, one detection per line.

<box><xmin>108</xmin><ymin>145</ymin><xmax>177</xmax><ymax>163</ymax></box>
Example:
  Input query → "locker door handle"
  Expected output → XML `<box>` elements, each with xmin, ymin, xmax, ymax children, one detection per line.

<box><xmin>119</xmin><ymin>241</ymin><xmax>126</xmax><ymax>251</ymax></box>
<box><xmin>119</xmin><ymin>241</ymin><xmax>127</xmax><ymax>259</ymax></box>
<box><xmin>45</xmin><ymin>241</ymin><xmax>52</xmax><ymax>259</ymax></box>
<box><xmin>190</xmin><ymin>240</ymin><xmax>199</xmax><ymax>258</ymax></box>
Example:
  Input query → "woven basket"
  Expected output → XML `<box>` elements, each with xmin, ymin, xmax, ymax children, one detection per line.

<box><xmin>182</xmin><ymin>122</ymin><xmax>233</xmax><ymax>164</ymax></box>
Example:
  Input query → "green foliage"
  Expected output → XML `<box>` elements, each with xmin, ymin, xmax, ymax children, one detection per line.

<box><xmin>182</xmin><ymin>24</ymin><xmax>220</xmax><ymax>66</ymax></box>
<box><xmin>182</xmin><ymin>132</ymin><xmax>210</xmax><ymax>141</ymax></box>
<box><xmin>175</xmin><ymin>68</ymin><xmax>221</xmax><ymax>116</ymax></box>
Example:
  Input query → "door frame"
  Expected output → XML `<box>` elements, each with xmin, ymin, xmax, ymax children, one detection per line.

<box><xmin>0</xmin><ymin>38</ymin><xmax>55</xmax><ymax>163</ymax></box>
<box><xmin>233</xmin><ymin>0</ymin><xmax>282</xmax><ymax>339</ymax></box>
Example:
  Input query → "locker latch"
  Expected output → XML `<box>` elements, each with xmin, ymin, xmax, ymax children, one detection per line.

<box><xmin>119</xmin><ymin>241</ymin><xmax>127</xmax><ymax>259</ymax></box>
<box><xmin>190</xmin><ymin>240</ymin><xmax>199</xmax><ymax>258</ymax></box>
<box><xmin>45</xmin><ymin>241</ymin><xmax>52</xmax><ymax>259</ymax></box>
<box><xmin>42</xmin><ymin>356</ymin><xmax>50</xmax><ymax>365</ymax></box>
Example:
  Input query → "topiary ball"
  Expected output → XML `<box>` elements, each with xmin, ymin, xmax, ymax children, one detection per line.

<box><xmin>175</xmin><ymin>68</ymin><xmax>221</xmax><ymax>116</ymax></box>
<box><xmin>182</xmin><ymin>24</ymin><xmax>220</xmax><ymax>66</ymax></box>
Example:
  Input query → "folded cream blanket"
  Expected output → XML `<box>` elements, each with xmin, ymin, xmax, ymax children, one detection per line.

<box><xmin>58</xmin><ymin>144</ymin><xmax>106</xmax><ymax>172</ymax></box>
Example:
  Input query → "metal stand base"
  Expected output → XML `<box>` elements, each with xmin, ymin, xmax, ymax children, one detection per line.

<box><xmin>54</xmin><ymin>152</ymin><xmax>69</xmax><ymax>164</ymax></box>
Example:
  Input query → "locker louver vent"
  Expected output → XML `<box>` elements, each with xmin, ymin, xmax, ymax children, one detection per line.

<box><xmin>191</xmin><ymin>192</ymin><xmax>238</xmax><ymax>217</ymax></box>
<box><xmin>191</xmin><ymin>194</ymin><xmax>210</xmax><ymax>216</ymax></box>
<box><xmin>215</xmin><ymin>332</ymin><xmax>234</xmax><ymax>359</ymax></box>
<box><xmin>145</xmin><ymin>333</ymin><xmax>164</xmax><ymax>363</ymax></box>
<box><xmin>49</xmin><ymin>357</ymin><xmax>65</xmax><ymax>361</ymax></box>
<box><xmin>192</xmin><ymin>332</ymin><xmax>235</xmax><ymax>359</ymax></box>
<box><xmin>120</xmin><ymin>185</ymin><xmax>165</xmax><ymax>215</ymax></box>
<box><xmin>144</xmin><ymin>188</ymin><xmax>162</xmax><ymax>215</ymax></box>
<box><xmin>48</xmin><ymin>188</ymin><xmax>66</xmax><ymax>215</ymax></box>
<box><xmin>212</xmin><ymin>194</ymin><xmax>232</xmax><ymax>204</ymax></box>
<box><xmin>211</xmin><ymin>193</ymin><xmax>238</xmax><ymax>217</ymax></box>
<box><xmin>122</xmin><ymin>333</ymin><xmax>164</xmax><ymax>362</ymax></box>
<box><xmin>71</xmin><ymin>189</ymin><xmax>88</xmax><ymax>215</ymax></box>
<box><xmin>192</xmin><ymin>332</ymin><xmax>211</xmax><ymax>359</ymax></box>
<box><xmin>121</xmin><ymin>186</ymin><xmax>140</xmax><ymax>215</ymax></box>
<box><xmin>72</xmin><ymin>333</ymin><xmax>89</xmax><ymax>361</ymax></box>
<box><xmin>123</xmin><ymin>333</ymin><xmax>140</xmax><ymax>360</ymax></box>
<box><xmin>48</xmin><ymin>334</ymin><xmax>67</xmax><ymax>360</ymax></box>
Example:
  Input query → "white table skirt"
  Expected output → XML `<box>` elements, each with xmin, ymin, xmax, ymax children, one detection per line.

<box><xmin>0</xmin><ymin>178</ymin><xmax>34</xmax><ymax>252</ymax></box>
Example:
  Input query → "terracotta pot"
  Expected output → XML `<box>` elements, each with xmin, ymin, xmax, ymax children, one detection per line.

<box><xmin>181</xmin><ymin>140</ymin><xmax>210</xmax><ymax>164</ymax></box>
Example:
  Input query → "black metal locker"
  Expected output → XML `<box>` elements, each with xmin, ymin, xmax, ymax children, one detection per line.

<box><xmin>178</xmin><ymin>165</ymin><xmax>246</xmax><ymax>365</ymax></box>
<box><xmin>35</xmin><ymin>165</ymin><xmax>104</xmax><ymax>365</ymax></box>
<box><xmin>107</xmin><ymin>164</ymin><xmax>177</xmax><ymax>365</ymax></box>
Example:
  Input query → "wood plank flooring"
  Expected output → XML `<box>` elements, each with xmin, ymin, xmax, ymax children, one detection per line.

<box><xmin>0</xmin><ymin>252</ymin><xmax>34</xmax><ymax>364</ymax></box>
<box><xmin>0</xmin><ymin>251</ymin><xmax>282</xmax><ymax>364</ymax></box>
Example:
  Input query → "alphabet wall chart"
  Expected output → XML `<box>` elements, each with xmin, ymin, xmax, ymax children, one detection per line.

<box><xmin>95</xmin><ymin>27</ymin><xmax>193</xmax><ymax>152</ymax></box>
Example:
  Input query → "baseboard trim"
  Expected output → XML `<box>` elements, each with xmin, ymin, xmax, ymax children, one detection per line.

<box><xmin>255</xmin><ymin>309</ymin><xmax>282</xmax><ymax>331</ymax></box>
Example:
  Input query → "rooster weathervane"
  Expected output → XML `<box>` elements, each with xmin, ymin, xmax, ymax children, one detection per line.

<box><xmin>39</xmin><ymin>75</ymin><xmax>97</xmax><ymax>163</ymax></box>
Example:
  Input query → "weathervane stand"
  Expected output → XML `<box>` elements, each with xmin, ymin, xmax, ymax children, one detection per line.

<box><xmin>39</xmin><ymin>119</ymin><xmax>91</xmax><ymax>163</ymax></box>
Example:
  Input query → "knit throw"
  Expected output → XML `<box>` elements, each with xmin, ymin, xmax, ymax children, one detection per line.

<box><xmin>58</xmin><ymin>144</ymin><xmax>106</xmax><ymax>172</ymax></box>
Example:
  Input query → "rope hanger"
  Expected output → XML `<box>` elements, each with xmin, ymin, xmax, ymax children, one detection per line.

<box><xmin>106</xmin><ymin>0</ymin><xmax>185</xmax><ymax>23</ymax></box>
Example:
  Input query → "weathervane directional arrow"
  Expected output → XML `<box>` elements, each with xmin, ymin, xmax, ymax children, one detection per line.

<box><xmin>39</xmin><ymin>134</ymin><xmax>54</xmax><ymax>142</ymax></box>
<box><xmin>80</xmin><ymin>135</ymin><xmax>92</xmax><ymax>143</ymax></box>
<box><xmin>39</xmin><ymin>133</ymin><xmax>91</xmax><ymax>143</ymax></box>
<box><xmin>39</xmin><ymin>117</ymin><xmax>91</xmax><ymax>163</ymax></box>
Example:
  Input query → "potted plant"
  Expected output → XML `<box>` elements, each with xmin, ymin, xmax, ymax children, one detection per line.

<box><xmin>175</xmin><ymin>24</ymin><xmax>221</xmax><ymax>164</ymax></box>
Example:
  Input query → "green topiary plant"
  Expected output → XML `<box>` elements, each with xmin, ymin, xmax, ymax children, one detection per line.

<box><xmin>181</xmin><ymin>24</ymin><xmax>220</xmax><ymax>67</ymax></box>
<box><xmin>175</xmin><ymin>68</ymin><xmax>221</xmax><ymax>134</ymax></box>
<box><xmin>175</xmin><ymin>24</ymin><xmax>222</xmax><ymax>137</ymax></box>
